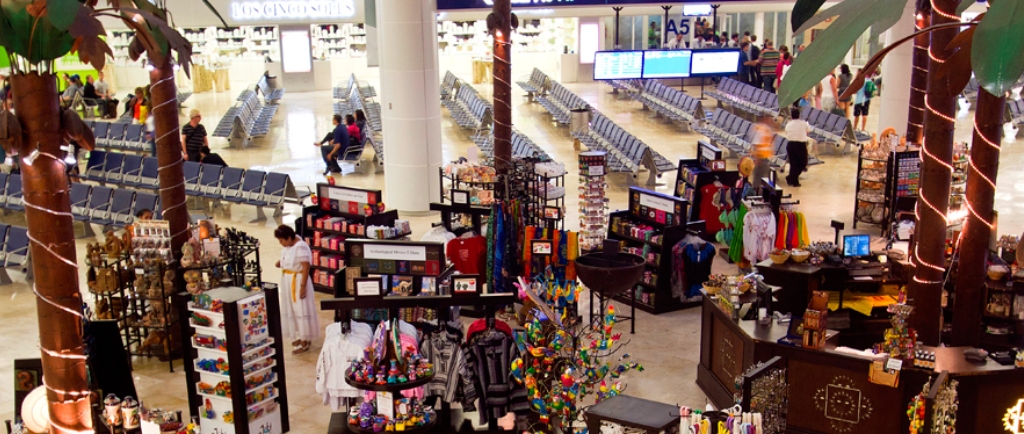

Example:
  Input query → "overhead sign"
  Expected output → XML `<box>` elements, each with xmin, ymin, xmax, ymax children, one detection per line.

<box><xmin>230</xmin><ymin>0</ymin><xmax>356</xmax><ymax>20</ymax></box>
<box><xmin>437</xmin><ymin>0</ymin><xmax>747</xmax><ymax>9</ymax></box>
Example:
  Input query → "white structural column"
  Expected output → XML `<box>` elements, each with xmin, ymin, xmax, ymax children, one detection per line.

<box><xmin>877</xmin><ymin>0</ymin><xmax>916</xmax><ymax>136</ymax></box>
<box><xmin>380</xmin><ymin>0</ymin><xmax>443</xmax><ymax>212</ymax></box>
<box><xmin>365</xmin><ymin>0</ymin><xmax>380</xmax><ymax>67</ymax></box>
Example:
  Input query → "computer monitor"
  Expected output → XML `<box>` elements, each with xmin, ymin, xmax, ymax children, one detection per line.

<box><xmin>843</xmin><ymin>234</ymin><xmax>871</xmax><ymax>258</ymax></box>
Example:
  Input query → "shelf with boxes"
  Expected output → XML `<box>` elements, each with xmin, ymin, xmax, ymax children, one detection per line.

<box><xmin>607</xmin><ymin>187</ymin><xmax>695</xmax><ymax>314</ymax></box>
<box><xmin>179</xmin><ymin>286</ymin><xmax>289</xmax><ymax>434</ymax></box>
<box><xmin>528</xmin><ymin>160</ymin><xmax>567</xmax><ymax>230</ymax></box>
<box><xmin>302</xmin><ymin>184</ymin><xmax>408</xmax><ymax>295</ymax></box>
<box><xmin>980</xmin><ymin>276</ymin><xmax>1024</xmax><ymax>351</ymax></box>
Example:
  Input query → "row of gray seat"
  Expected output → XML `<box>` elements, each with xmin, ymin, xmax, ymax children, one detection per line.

<box><xmin>256</xmin><ymin>75</ymin><xmax>285</xmax><ymax>103</ymax></box>
<box><xmin>79</xmin><ymin>150</ymin><xmax>310</xmax><ymax>220</ymax></box>
<box><xmin>515</xmin><ymin>68</ymin><xmax>549</xmax><ymax>97</ymax></box>
<box><xmin>212</xmin><ymin>83</ymin><xmax>281</xmax><ymax>146</ymax></box>
<box><xmin>572</xmin><ymin>113</ymin><xmax>677</xmax><ymax>176</ymax></box>
<box><xmin>536</xmin><ymin>81</ymin><xmax>587</xmax><ymax>124</ymax></box>
<box><xmin>707</xmin><ymin>78</ymin><xmax>780</xmax><ymax>118</ymax></box>
<box><xmin>474</xmin><ymin>129</ymin><xmax>550</xmax><ymax>160</ymax></box>
<box><xmin>629</xmin><ymin>80</ymin><xmax>706</xmax><ymax>130</ymax></box>
<box><xmin>444</xmin><ymin>82</ymin><xmax>492</xmax><ymax>130</ymax></box>
<box><xmin>0</xmin><ymin>223</ymin><xmax>32</xmax><ymax>285</ymax></box>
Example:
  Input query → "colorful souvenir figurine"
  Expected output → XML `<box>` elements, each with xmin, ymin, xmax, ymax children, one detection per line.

<box><xmin>387</xmin><ymin>359</ymin><xmax>400</xmax><ymax>384</ymax></box>
<box><xmin>375</xmin><ymin>373</ymin><xmax>386</xmax><ymax>385</ymax></box>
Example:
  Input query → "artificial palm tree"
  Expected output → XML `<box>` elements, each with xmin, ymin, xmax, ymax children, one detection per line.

<box><xmin>785</xmin><ymin>0</ymin><xmax>1024</xmax><ymax>345</ymax></box>
<box><xmin>0</xmin><ymin>1</ymin><xmax>202</xmax><ymax>431</ymax></box>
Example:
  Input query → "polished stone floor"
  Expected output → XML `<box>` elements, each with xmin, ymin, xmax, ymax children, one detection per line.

<box><xmin>2</xmin><ymin>71</ymin><xmax>1023</xmax><ymax>430</ymax></box>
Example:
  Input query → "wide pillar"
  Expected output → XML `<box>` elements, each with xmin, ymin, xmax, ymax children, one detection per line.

<box><xmin>380</xmin><ymin>0</ymin><xmax>443</xmax><ymax>212</ymax></box>
<box><xmin>877</xmin><ymin>0</ymin><xmax>916</xmax><ymax>136</ymax></box>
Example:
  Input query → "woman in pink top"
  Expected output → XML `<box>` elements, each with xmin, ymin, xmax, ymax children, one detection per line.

<box><xmin>774</xmin><ymin>49</ymin><xmax>793</xmax><ymax>90</ymax></box>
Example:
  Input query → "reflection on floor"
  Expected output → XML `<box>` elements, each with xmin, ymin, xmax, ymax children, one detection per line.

<box><xmin>2</xmin><ymin>72</ymin><xmax>1022</xmax><ymax>430</ymax></box>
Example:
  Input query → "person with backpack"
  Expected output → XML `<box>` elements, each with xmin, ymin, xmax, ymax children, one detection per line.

<box><xmin>853</xmin><ymin>69</ymin><xmax>877</xmax><ymax>132</ymax></box>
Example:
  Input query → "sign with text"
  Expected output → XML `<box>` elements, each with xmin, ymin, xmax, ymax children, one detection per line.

<box><xmin>629</xmin><ymin>186</ymin><xmax>685</xmax><ymax>226</ymax></box>
<box><xmin>363</xmin><ymin>244</ymin><xmax>427</xmax><ymax>262</ymax></box>
<box><xmin>438</xmin><ymin>0</ymin><xmax>744</xmax><ymax>9</ymax></box>
<box><xmin>231</xmin><ymin>0</ymin><xmax>356</xmax><ymax>20</ymax></box>
<box><xmin>639</xmin><ymin>193</ymin><xmax>675</xmax><ymax>213</ymax></box>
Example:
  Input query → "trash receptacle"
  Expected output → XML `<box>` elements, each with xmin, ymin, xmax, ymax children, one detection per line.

<box><xmin>570</xmin><ymin>108</ymin><xmax>591</xmax><ymax>136</ymax></box>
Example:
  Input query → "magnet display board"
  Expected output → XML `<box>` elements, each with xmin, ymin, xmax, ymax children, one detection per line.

<box><xmin>594</xmin><ymin>51</ymin><xmax>643</xmax><ymax>80</ymax></box>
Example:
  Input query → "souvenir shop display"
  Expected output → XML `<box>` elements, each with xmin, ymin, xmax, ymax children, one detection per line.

<box><xmin>124</xmin><ymin>259</ymin><xmax>181</xmax><ymax>372</ymax></box>
<box><xmin>319</xmin><ymin>287</ymin><xmax>520</xmax><ymax>431</ymax></box>
<box><xmin>728</xmin><ymin>198</ymin><xmax>778</xmax><ymax>267</ymax></box>
<box><xmin>131</xmin><ymin>220</ymin><xmax>173</xmax><ymax>264</ymax></box>
<box><xmin>85</xmin><ymin>235</ymin><xmax>132</xmax><ymax>322</ymax></box>
<box><xmin>949</xmin><ymin>142</ymin><xmax>969</xmax><ymax>209</ymax></box>
<box><xmin>578</xmin><ymin>151</ymin><xmax>609</xmax><ymax>252</ymax></box>
<box><xmin>607</xmin><ymin>186</ymin><xmax>693</xmax><ymax>313</ymax></box>
<box><xmin>678</xmin><ymin>406</ymin><xmax>765</xmax><ymax>434</ymax></box>
<box><xmin>853</xmin><ymin>133</ymin><xmax>892</xmax><ymax>230</ymax></box>
<box><xmin>439</xmin><ymin>160</ymin><xmax>497</xmax><ymax>206</ymax></box>
<box><xmin>885</xmin><ymin>149</ymin><xmax>921</xmax><ymax>232</ymax></box>
<box><xmin>343</xmin><ymin>239</ymin><xmax>448</xmax><ymax>324</ymax></box>
<box><xmin>980</xmin><ymin>273</ymin><xmax>1024</xmax><ymax>349</ymax></box>
<box><xmin>179</xmin><ymin>287</ymin><xmax>289</xmax><ymax>434</ymax></box>
<box><xmin>510</xmin><ymin>277</ymin><xmax>642</xmax><ymax>433</ymax></box>
<box><xmin>521</xmin><ymin>226</ymin><xmax>580</xmax><ymax>281</ymax></box>
<box><xmin>675</xmin><ymin>142</ymin><xmax>741</xmax><ymax>240</ymax></box>
<box><xmin>529</xmin><ymin>160</ymin><xmax>566</xmax><ymax>229</ymax></box>
<box><xmin>176</xmin><ymin>223</ymin><xmax>264</xmax><ymax>300</ymax></box>
<box><xmin>737</xmin><ymin>356</ymin><xmax>787</xmax><ymax>434</ymax></box>
<box><xmin>139</xmin><ymin>407</ymin><xmax>200</xmax><ymax>434</ymax></box>
<box><xmin>672</xmin><ymin>233</ymin><xmax>717</xmax><ymax>301</ymax></box>
<box><xmin>301</xmin><ymin>184</ymin><xmax>405</xmax><ymax>295</ymax></box>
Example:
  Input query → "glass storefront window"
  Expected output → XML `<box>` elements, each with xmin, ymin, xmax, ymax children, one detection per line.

<box><xmin>646</xmin><ymin>15</ymin><xmax>663</xmax><ymax>48</ymax></box>
<box><xmin>764</xmin><ymin>12</ymin><xmax>775</xmax><ymax>45</ymax></box>
<box><xmin>776</xmin><ymin>11</ymin><xmax>789</xmax><ymax>49</ymax></box>
<box><xmin>738</xmin><ymin>13</ymin><xmax>755</xmax><ymax>39</ymax></box>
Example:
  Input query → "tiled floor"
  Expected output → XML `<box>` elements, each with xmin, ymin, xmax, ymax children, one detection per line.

<box><xmin>2</xmin><ymin>71</ymin><xmax>1023</xmax><ymax>430</ymax></box>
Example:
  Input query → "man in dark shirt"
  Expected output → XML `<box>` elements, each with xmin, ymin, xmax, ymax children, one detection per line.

<box><xmin>315</xmin><ymin>114</ymin><xmax>348</xmax><ymax>175</ymax></box>
<box><xmin>180</xmin><ymin>109</ymin><xmax>208</xmax><ymax>161</ymax></box>
<box><xmin>82</xmin><ymin>75</ymin><xmax>106</xmax><ymax>117</ymax></box>
<box><xmin>199</xmin><ymin>146</ymin><xmax>227</xmax><ymax>167</ymax></box>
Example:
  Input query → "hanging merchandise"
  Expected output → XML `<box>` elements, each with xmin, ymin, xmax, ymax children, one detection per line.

<box><xmin>774</xmin><ymin>204</ymin><xmax>809</xmax><ymax>250</ymax></box>
<box><xmin>446</xmin><ymin>233</ymin><xmax>488</xmax><ymax>275</ymax></box>
<box><xmin>672</xmin><ymin>234</ymin><xmax>716</xmax><ymax>300</ymax></box>
<box><xmin>522</xmin><ymin>226</ymin><xmax>579</xmax><ymax>280</ymax></box>
<box><xmin>678</xmin><ymin>406</ymin><xmax>764</xmax><ymax>434</ymax></box>
<box><xmin>731</xmin><ymin>200</ymin><xmax>777</xmax><ymax>264</ymax></box>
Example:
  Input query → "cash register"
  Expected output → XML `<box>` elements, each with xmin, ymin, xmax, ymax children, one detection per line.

<box><xmin>843</xmin><ymin>233</ymin><xmax>885</xmax><ymax>277</ymax></box>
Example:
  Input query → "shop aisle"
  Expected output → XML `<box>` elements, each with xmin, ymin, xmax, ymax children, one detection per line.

<box><xmin>1</xmin><ymin>74</ymin><xmax>1024</xmax><ymax>430</ymax></box>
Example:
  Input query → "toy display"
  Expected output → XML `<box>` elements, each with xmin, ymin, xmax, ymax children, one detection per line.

<box><xmin>131</xmin><ymin>220</ymin><xmax>173</xmax><ymax>264</ymax></box>
<box><xmin>345</xmin><ymin>321</ymin><xmax>435</xmax><ymax>387</ymax></box>
<box><xmin>347</xmin><ymin>397</ymin><xmax>435</xmax><ymax>433</ymax></box>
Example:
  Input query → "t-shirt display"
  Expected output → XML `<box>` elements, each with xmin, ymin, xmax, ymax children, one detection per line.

<box><xmin>445</xmin><ymin>236</ymin><xmax>487</xmax><ymax>275</ymax></box>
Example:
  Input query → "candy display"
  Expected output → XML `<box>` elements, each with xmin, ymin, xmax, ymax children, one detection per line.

<box><xmin>874</xmin><ymin>288</ymin><xmax>917</xmax><ymax>361</ymax></box>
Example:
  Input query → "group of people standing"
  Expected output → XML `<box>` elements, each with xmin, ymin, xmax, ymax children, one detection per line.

<box><xmin>812</xmin><ymin>65</ymin><xmax>878</xmax><ymax>132</ymax></box>
<box><xmin>316</xmin><ymin>110</ymin><xmax>368</xmax><ymax>175</ymax></box>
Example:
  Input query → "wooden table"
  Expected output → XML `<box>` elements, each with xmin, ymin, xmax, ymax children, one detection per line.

<box><xmin>584</xmin><ymin>395</ymin><xmax>680</xmax><ymax>434</ymax></box>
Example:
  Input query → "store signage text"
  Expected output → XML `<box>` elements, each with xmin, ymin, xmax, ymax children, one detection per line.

<box><xmin>230</xmin><ymin>0</ymin><xmax>356</xmax><ymax>21</ymax></box>
<box><xmin>363</xmin><ymin>245</ymin><xmax>427</xmax><ymax>261</ymax></box>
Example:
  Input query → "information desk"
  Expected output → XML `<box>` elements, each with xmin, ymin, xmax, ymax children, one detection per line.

<box><xmin>697</xmin><ymin>295</ymin><xmax>1024</xmax><ymax>434</ymax></box>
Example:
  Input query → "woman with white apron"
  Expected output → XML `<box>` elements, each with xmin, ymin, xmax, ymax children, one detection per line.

<box><xmin>274</xmin><ymin>225</ymin><xmax>319</xmax><ymax>354</ymax></box>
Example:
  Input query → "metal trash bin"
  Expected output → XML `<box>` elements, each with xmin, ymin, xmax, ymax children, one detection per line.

<box><xmin>570</xmin><ymin>108</ymin><xmax>591</xmax><ymax>137</ymax></box>
<box><xmin>266</xmin><ymin>75</ymin><xmax>280</xmax><ymax>89</ymax></box>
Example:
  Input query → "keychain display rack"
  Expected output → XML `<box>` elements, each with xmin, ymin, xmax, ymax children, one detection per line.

<box><xmin>578</xmin><ymin>151</ymin><xmax>608</xmax><ymax>253</ymax></box>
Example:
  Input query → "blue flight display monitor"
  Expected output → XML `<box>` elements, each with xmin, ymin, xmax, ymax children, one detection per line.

<box><xmin>593</xmin><ymin>51</ymin><xmax>644</xmax><ymax>80</ymax></box>
<box><xmin>843</xmin><ymin>234</ymin><xmax>871</xmax><ymax>258</ymax></box>
<box><xmin>642</xmin><ymin>50</ymin><xmax>692</xmax><ymax>79</ymax></box>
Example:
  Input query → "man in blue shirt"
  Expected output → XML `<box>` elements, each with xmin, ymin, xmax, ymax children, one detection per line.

<box><xmin>315</xmin><ymin>114</ymin><xmax>349</xmax><ymax>175</ymax></box>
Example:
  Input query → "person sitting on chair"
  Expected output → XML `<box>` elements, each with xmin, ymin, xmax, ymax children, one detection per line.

<box><xmin>313</xmin><ymin>114</ymin><xmax>349</xmax><ymax>175</ymax></box>
<box><xmin>199</xmin><ymin>146</ymin><xmax>228</xmax><ymax>167</ymax></box>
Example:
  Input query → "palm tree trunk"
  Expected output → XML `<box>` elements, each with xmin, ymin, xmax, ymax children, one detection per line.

<box><xmin>492</xmin><ymin>0</ymin><xmax>512</xmax><ymax>179</ymax></box>
<box><xmin>906</xmin><ymin>0</ymin><xmax>930</xmax><ymax>143</ymax></box>
<box><xmin>951</xmin><ymin>89</ymin><xmax>1004</xmax><ymax>346</ymax></box>
<box><xmin>149</xmin><ymin>55</ymin><xmax>190</xmax><ymax>260</ymax></box>
<box><xmin>10</xmin><ymin>72</ymin><xmax>92</xmax><ymax>434</ymax></box>
<box><xmin>907</xmin><ymin>0</ymin><xmax>959</xmax><ymax>345</ymax></box>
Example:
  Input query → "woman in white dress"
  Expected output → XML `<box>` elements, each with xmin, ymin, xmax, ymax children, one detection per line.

<box><xmin>274</xmin><ymin>225</ymin><xmax>319</xmax><ymax>354</ymax></box>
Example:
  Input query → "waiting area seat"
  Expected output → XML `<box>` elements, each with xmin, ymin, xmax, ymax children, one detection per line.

<box><xmin>571</xmin><ymin>112</ymin><xmax>677</xmax><ymax>178</ymax></box>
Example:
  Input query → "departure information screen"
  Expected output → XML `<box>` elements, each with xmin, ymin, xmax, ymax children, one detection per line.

<box><xmin>642</xmin><ymin>50</ymin><xmax>692</xmax><ymax>78</ymax></box>
<box><xmin>593</xmin><ymin>51</ymin><xmax>643</xmax><ymax>80</ymax></box>
<box><xmin>690</xmin><ymin>50</ymin><xmax>741</xmax><ymax>76</ymax></box>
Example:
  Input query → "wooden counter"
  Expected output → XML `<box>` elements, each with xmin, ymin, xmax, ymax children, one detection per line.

<box><xmin>697</xmin><ymin>295</ymin><xmax>1024</xmax><ymax>434</ymax></box>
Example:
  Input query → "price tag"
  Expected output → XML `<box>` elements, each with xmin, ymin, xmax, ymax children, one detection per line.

<box><xmin>885</xmin><ymin>358</ymin><xmax>903</xmax><ymax>371</ymax></box>
<box><xmin>589</xmin><ymin>165</ymin><xmax>604</xmax><ymax>176</ymax></box>
<box><xmin>376</xmin><ymin>391</ymin><xmax>394</xmax><ymax>419</ymax></box>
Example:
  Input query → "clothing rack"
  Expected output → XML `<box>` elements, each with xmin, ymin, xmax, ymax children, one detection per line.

<box><xmin>320</xmin><ymin>292</ymin><xmax>518</xmax><ymax>434</ymax></box>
